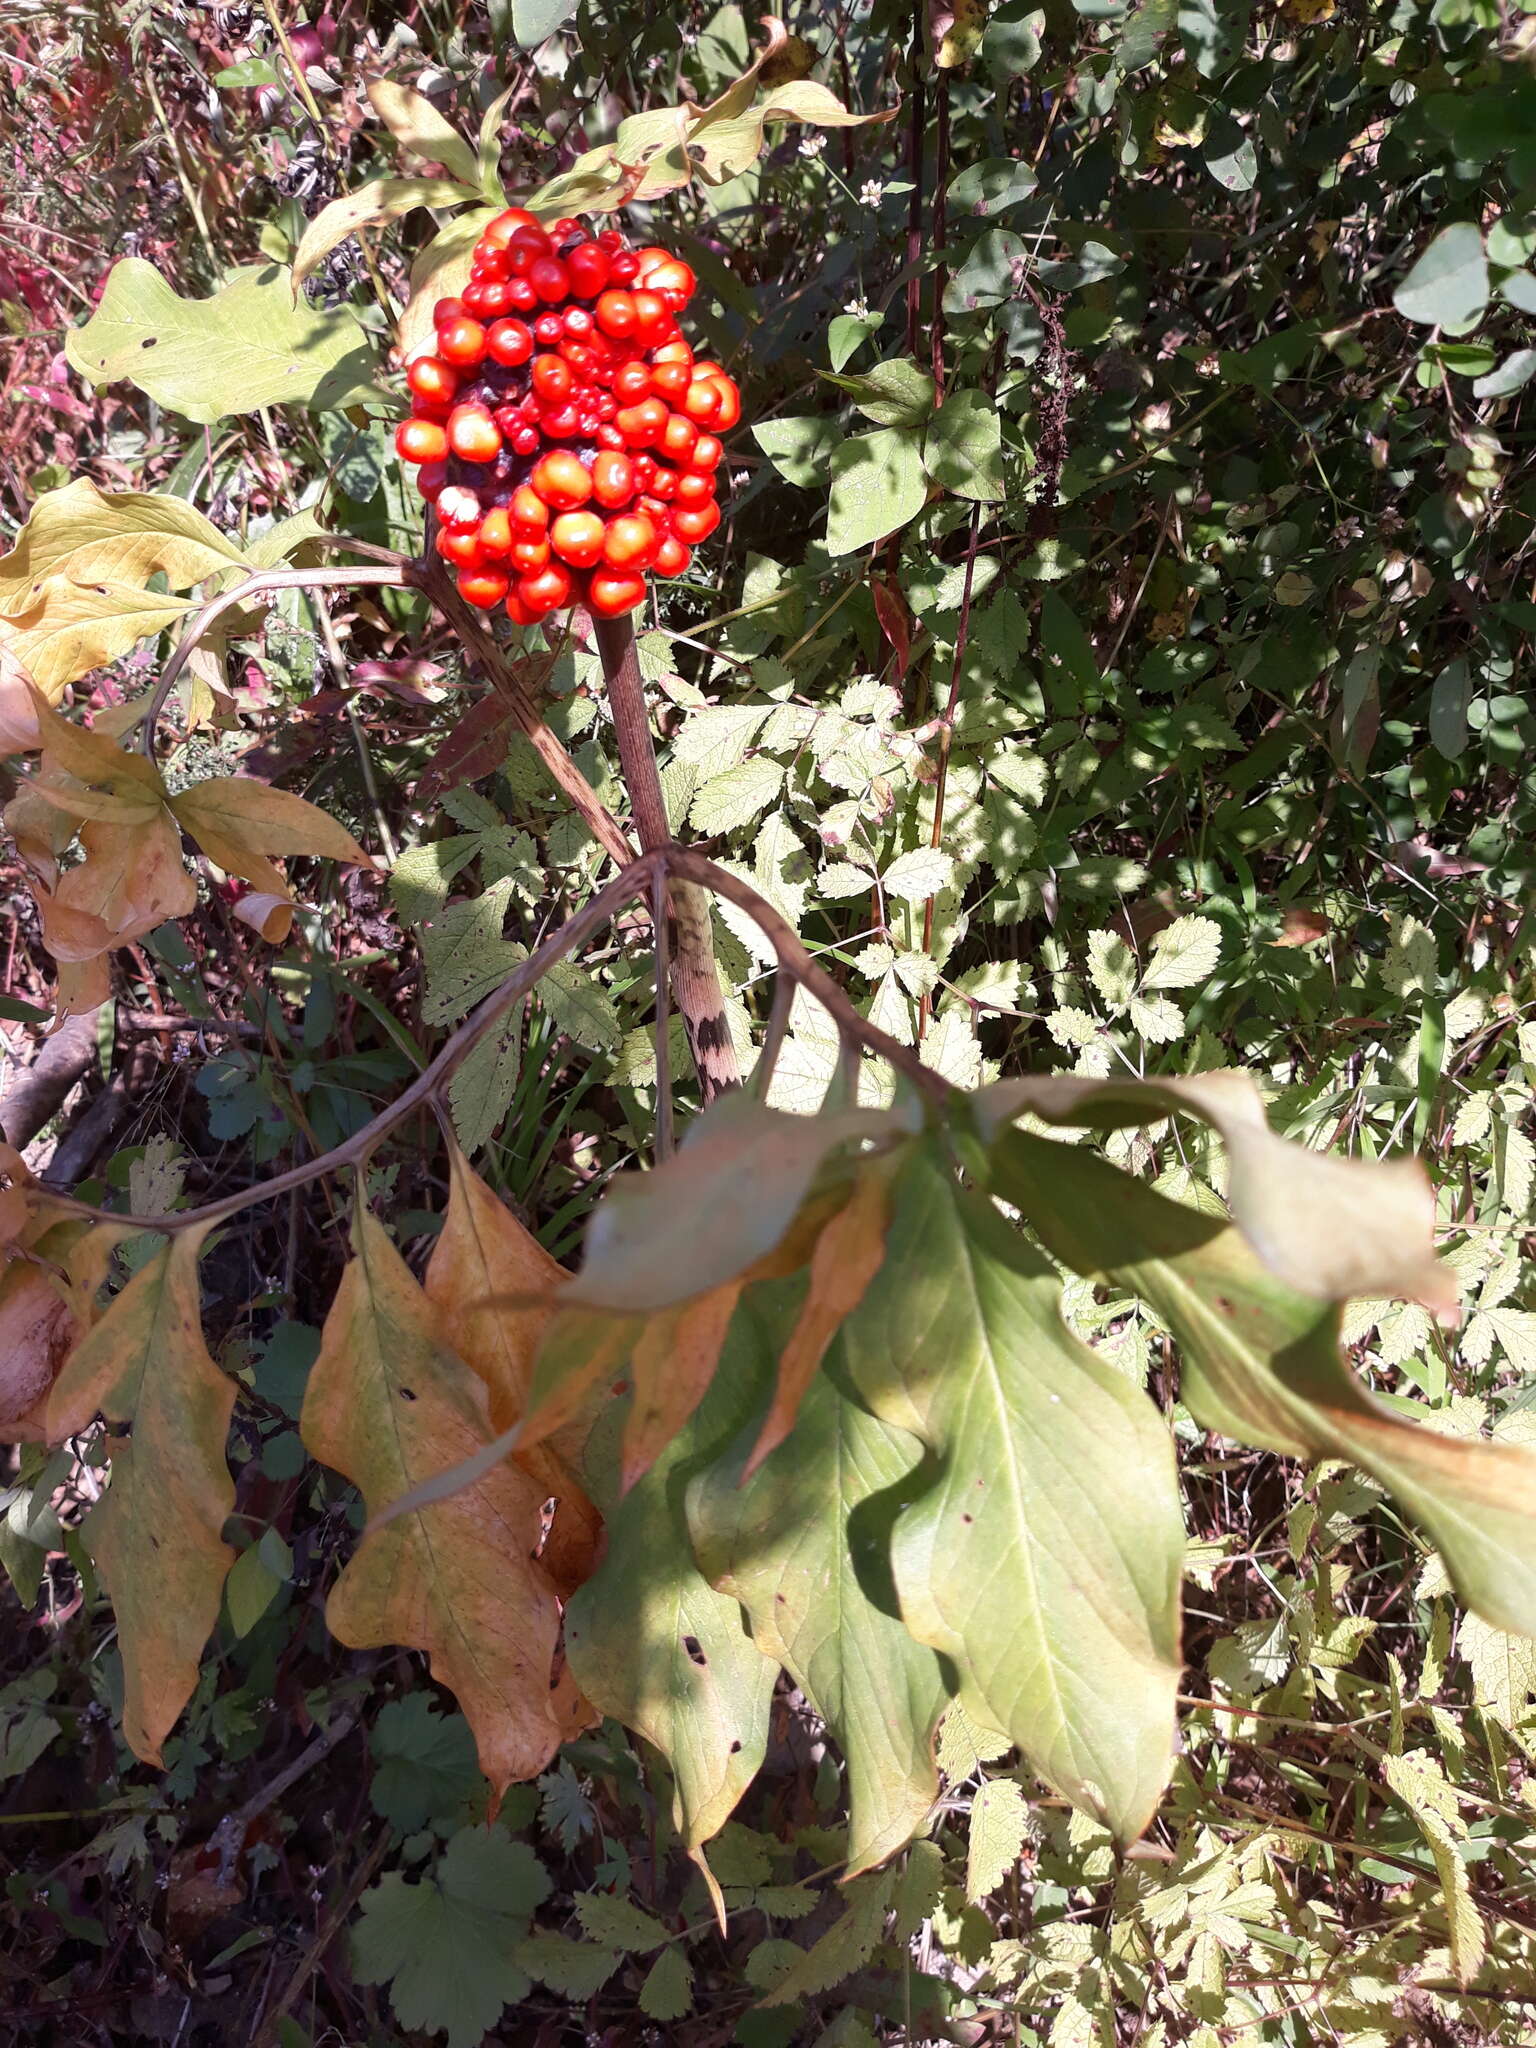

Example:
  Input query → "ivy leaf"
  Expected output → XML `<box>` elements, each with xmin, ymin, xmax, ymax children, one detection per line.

<box><xmin>966</xmin><ymin>1777</ymin><xmax>1028</xmax><ymax>1901</ymax></box>
<box><xmin>688</xmin><ymin>1326</ymin><xmax>950</xmax><ymax>1876</ymax></box>
<box><xmin>301</xmin><ymin>1207</ymin><xmax>585</xmax><ymax>1802</ymax></box>
<box><xmin>924</xmin><ymin>390</ymin><xmax>1005</xmax><ymax>502</ymax></box>
<box><xmin>66</xmin><ymin>261</ymin><xmax>379</xmax><ymax>425</ymax></box>
<box><xmin>820</xmin><ymin>356</ymin><xmax>936</xmax><ymax>429</ymax></box>
<box><xmin>826</xmin><ymin>428</ymin><xmax>929</xmax><ymax>555</ymax></box>
<box><xmin>1394</xmin><ymin>222</ymin><xmax>1489</xmax><ymax>329</ymax></box>
<box><xmin>43</xmin><ymin>1229</ymin><xmax>233</xmax><ymax>1763</ymax></box>
<box><xmin>991</xmin><ymin>1130</ymin><xmax>1536</xmax><ymax>1643</ymax></box>
<box><xmin>836</xmin><ymin>1141</ymin><xmax>1184</xmax><ymax>1841</ymax></box>
<box><xmin>351</xmin><ymin>1827</ymin><xmax>550</xmax><ymax>2048</ymax></box>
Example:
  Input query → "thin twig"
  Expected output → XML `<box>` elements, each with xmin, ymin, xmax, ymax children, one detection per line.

<box><xmin>39</xmin><ymin>848</ymin><xmax>948</xmax><ymax>1238</ymax></box>
<box><xmin>651</xmin><ymin>863</ymin><xmax>673</xmax><ymax>1161</ymax></box>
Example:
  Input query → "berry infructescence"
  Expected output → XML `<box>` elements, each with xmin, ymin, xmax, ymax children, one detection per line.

<box><xmin>395</xmin><ymin>208</ymin><xmax>740</xmax><ymax>623</ymax></box>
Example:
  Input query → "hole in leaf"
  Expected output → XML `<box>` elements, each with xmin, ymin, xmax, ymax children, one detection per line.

<box><xmin>398</xmin><ymin>1386</ymin><xmax>418</xmax><ymax>1402</ymax></box>
<box><xmin>683</xmin><ymin>1636</ymin><xmax>706</xmax><ymax>1666</ymax></box>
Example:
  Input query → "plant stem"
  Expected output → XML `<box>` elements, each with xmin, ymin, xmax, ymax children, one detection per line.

<box><xmin>593</xmin><ymin>612</ymin><xmax>741</xmax><ymax>1102</ymax></box>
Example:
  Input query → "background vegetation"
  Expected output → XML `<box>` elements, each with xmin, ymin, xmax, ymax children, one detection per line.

<box><xmin>3</xmin><ymin>0</ymin><xmax>1536</xmax><ymax>2042</ymax></box>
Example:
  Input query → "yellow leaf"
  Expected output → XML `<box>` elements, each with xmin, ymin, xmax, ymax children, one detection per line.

<box><xmin>424</xmin><ymin>1144</ymin><xmax>602</xmax><ymax>1598</ymax></box>
<box><xmin>169</xmin><ymin>774</ymin><xmax>372</xmax><ymax>896</ymax></box>
<box><xmin>621</xmin><ymin>1282</ymin><xmax>743</xmax><ymax>1493</ymax></box>
<box><xmin>302</xmin><ymin>1209</ymin><xmax>591</xmax><ymax>1799</ymax></box>
<box><xmin>744</xmin><ymin>1165</ymin><xmax>891</xmax><ymax>1477</ymax></box>
<box><xmin>0</xmin><ymin>645</ymin><xmax>41</xmax><ymax>752</ymax></box>
<box><xmin>0</xmin><ymin>581</ymin><xmax>195</xmax><ymax>700</ymax></box>
<box><xmin>33</xmin><ymin>815</ymin><xmax>196</xmax><ymax>961</ymax></box>
<box><xmin>45</xmin><ymin>1230</ymin><xmax>235</xmax><ymax>1762</ymax></box>
<box><xmin>28</xmin><ymin>687</ymin><xmax>166</xmax><ymax>803</ymax></box>
<box><xmin>231</xmin><ymin>890</ymin><xmax>294</xmax><ymax>942</ymax></box>
<box><xmin>0</xmin><ymin>478</ymin><xmax>250</xmax><ymax>623</ymax></box>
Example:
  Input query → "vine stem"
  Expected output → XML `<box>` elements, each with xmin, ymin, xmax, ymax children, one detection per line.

<box><xmin>39</xmin><ymin>848</ymin><xmax>947</xmax><ymax>1239</ymax></box>
<box><xmin>592</xmin><ymin>613</ymin><xmax>741</xmax><ymax>1101</ymax></box>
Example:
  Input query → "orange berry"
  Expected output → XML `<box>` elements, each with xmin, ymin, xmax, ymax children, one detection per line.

<box><xmin>480</xmin><ymin>207</ymin><xmax>547</xmax><ymax>250</ymax></box>
<box><xmin>651</xmin><ymin>338</ymin><xmax>693</xmax><ymax>365</ymax></box>
<box><xmin>518</xmin><ymin>562</ymin><xmax>574</xmax><ymax>615</ymax></box>
<box><xmin>675</xmin><ymin>470</ymin><xmax>714</xmax><ymax>505</ymax></box>
<box><xmin>682</xmin><ymin>378</ymin><xmax>723</xmax><ymax>426</ymax></box>
<box><xmin>709</xmin><ymin>377</ymin><xmax>741</xmax><ymax>430</ymax></box>
<box><xmin>510</xmin><ymin>535</ymin><xmax>552</xmax><ymax>571</ymax></box>
<box><xmin>661</xmin><ymin>412</ymin><xmax>699</xmax><ymax>463</ymax></box>
<box><xmin>594</xmin><ymin>288</ymin><xmax>638</xmax><ymax>340</ymax></box>
<box><xmin>479</xmin><ymin>508</ymin><xmax>512</xmax><ymax>557</ymax></box>
<box><xmin>511</xmin><ymin>485</ymin><xmax>549</xmax><ymax>530</ymax></box>
<box><xmin>651</xmin><ymin>359</ymin><xmax>691</xmax><ymax>400</ymax></box>
<box><xmin>437</xmin><ymin>317</ymin><xmax>488</xmax><ymax>366</ymax></box>
<box><xmin>690</xmin><ymin>433</ymin><xmax>725</xmax><ymax>471</ymax></box>
<box><xmin>438</xmin><ymin>526</ymin><xmax>485</xmax><ymax>567</ymax></box>
<box><xmin>671</xmin><ymin>499</ymin><xmax>721</xmax><ymax>543</ymax></box>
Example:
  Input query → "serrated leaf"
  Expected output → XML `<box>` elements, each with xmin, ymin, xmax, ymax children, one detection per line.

<box><xmin>937</xmin><ymin>1696</ymin><xmax>1014</xmax><ymax>1780</ymax></box>
<box><xmin>419</xmin><ymin>879</ymin><xmax>525</xmax><ymax>1026</ymax></box>
<box><xmin>757</xmin><ymin>1868</ymin><xmax>895</xmax><ymax>2004</ymax></box>
<box><xmin>967</xmin><ymin>1777</ymin><xmax>1028</xmax><ymax>1901</ymax></box>
<box><xmin>447</xmin><ymin>1014</ymin><xmax>522</xmax><ymax>1157</ymax></box>
<box><xmin>574</xmin><ymin>1892</ymin><xmax>669</xmax><ymax>1952</ymax></box>
<box><xmin>43</xmin><ymin>1229</ymin><xmax>233</xmax><ymax>1763</ymax></box>
<box><xmin>826</xmin><ymin>428</ymin><xmax>929</xmax><ymax>555</ymax></box>
<box><xmin>369</xmin><ymin>1694</ymin><xmax>486</xmax><ymax>1833</ymax></box>
<box><xmin>639</xmin><ymin>1945</ymin><xmax>693</xmax><ymax>2020</ymax></box>
<box><xmin>538</xmin><ymin>958</ymin><xmax>622</xmax><ymax>1050</ymax></box>
<box><xmin>66</xmin><ymin>261</ymin><xmax>378</xmax><ymax>425</ymax></box>
<box><xmin>818</xmin><ymin>860</ymin><xmax>877</xmax><ymax>899</ymax></box>
<box><xmin>670</xmin><ymin>705</ymin><xmax>769</xmax><ymax>780</ymax></box>
<box><xmin>1087</xmin><ymin>930</ymin><xmax>1136</xmax><ymax>1010</ymax></box>
<box><xmin>1142</xmin><ymin>916</ymin><xmax>1223</xmax><ymax>991</ymax></box>
<box><xmin>881</xmin><ymin>847</ymin><xmax>955</xmax><ymax>903</ymax></box>
<box><xmin>351</xmin><ymin>1827</ymin><xmax>548</xmax><ymax>2048</ymax></box>
<box><xmin>511</xmin><ymin>1932</ymin><xmax>620</xmax><ymax>1995</ymax></box>
<box><xmin>689</xmin><ymin>1306</ymin><xmax>948</xmax><ymax>1875</ymax></box>
<box><xmin>688</xmin><ymin>756</ymin><xmax>785</xmax><ymax>836</ymax></box>
<box><xmin>301</xmin><ymin>1209</ymin><xmax>583</xmax><ymax>1801</ymax></box>
<box><xmin>1128</xmin><ymin>994</ymin><xmax>1186</xmax><ymax>1043</ymax></box>
<box><xmin>836</xmin><ymin>1142</ymin><xmax>1183</xmax><ymax>1841</ymax></box>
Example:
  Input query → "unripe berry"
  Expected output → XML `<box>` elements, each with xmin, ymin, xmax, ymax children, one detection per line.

<box><xmin>550</xmin><ymin>510</ymin><xmax>606</xmax><ymax>568</ymax></box>
<box><xmin>395</xmin><ymin>417</ymin><xmax>447</xmax><ymax>464</ymax></box>
<box><xmin>530</xmin><ymin>449</ymin><xmax>593</xmax><ymax>512</ymax></box>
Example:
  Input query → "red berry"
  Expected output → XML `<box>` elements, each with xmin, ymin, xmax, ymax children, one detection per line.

<box><xmin>690</xmin><ymin>432</ymin><xmax>725</xmax><ymax>471</ymax></box>
<box><xmin>616</xmin><ymin>398</ymin><xmax>669</xmax><ymax>448</ymax></box>
<box><xmin>603</xmin><ymin>512</ymin><xmax>658</xmax><ymax>570</ymax></box>
<box><xmin>565</xmin><ymin>243</ymin><xmax>610</xmax><ymax>297</ymax></box>
<box><xmin>479</xmin><ymin>508</ymin><xmax>513</xmax><ymax>557</ymax></box>
<box><xmin>518</xmin><ymin>562</ymin><xmax>574</xmax><ymax>616</ymax></box>
<box><xmin>651</xmin><ymin>359</ymin><xmax>691</xmax><ymax>400</ymax></box>
<box><xmin>395</xmin><ymin>417</ymin><xmax>447</xmax><ymax>464</ymax></box>
<box><xmin>671</xmin><ymin>499</ymin><xmax>721</xmax><ymax>543</ymax></box>
<box><xmin>682</xmin><ymin>377</ymin><xmax>723</xmax><ymax>426</ymax></box>
<box><xmin>481</xmin><ymin>207</ymin><xmax>547</xmax><ymax>250</ymax></box>
<box><xmin>505</xmin><ymin>589</ymin><xmax>538</xmax><ymax>625</ymax></box>
<box><xmin>438</xmin><ymin>485</ymin><xmax>483</xmax><ymax>528</ymax></box>
<box><xmin>507</xmin><ymin>277</ymin><xmax>539</xmax><ymax>313</ymax></box>
<box><xmin>661</xmin><ymin>412</ymin><xmax>699</xmax><ymax>463</ymax></box>
<box><xmin>416</xmin><ymin>459</ymin><xmax>447</xmax><ymax>502</ymax></box>
<box><xmin>439</xmin><ymin>526</ymin><xmax>484</xmax><ymax>567</ymax></box>
<box><xmin>447</xmin><ymin>404</ymin><xmax>501</xmax><ymax>462</ymax></box>
<box><xmin>511</xmin><ymin>486</ymin><xmax>549</xmax><ymax>530</ymax></box>
<box><xmin>590</xmin><ymin>450</ymin><xmax>635</xmax><ymax>507</ymax></box>
<box><xmin>631</xmin><ymin>289</ymin><xmax>673</xmax><ymax>346</ymax></box>
<box><xmin>511</xmin><ymin>535</ymin><xmax>553</xmax><ymax>571</ymax></box>
<box><xmin>594</xmin><ymin>289</ymin><xmax>638</xmax><ymax>340</ymax></box>
<box><xmin>588</xmin><ymin>566</ymin><xmax>647</xmax><ymax>616</ymax></box>
<box><xmin>530</xmin><ymin>449</ymin><xmax>593</xmax><ymax>511</ymax></box>
<box><xmin>407</xmin><ymin>356</ymin><xmax>458</xmax><ymax>405</ymax></box>
<box><xmin>458</xmin><ymin>566</ymin><xmax>510</xmax><ymax>608</ymax></box>
<box><xmin>613</xmin><ymin>360</ymin><xmax>652</xmax><ymax>403</ymax></box>
<box><xmin>438</xmin><ymin>317</ymin><xmax>488</xmax><ymax>366</ymax></box>
<box><xmin>529</xmin><ymin>256</ymin><xmax>570</xmax><ymax>303</ymax></box>
<box><xmin>433</xmin><ymin>296</ymin><xmax>466</xmax><ymax>327</ymax></box>
<box><xmin>676</xmin><ymin>469</ymin><xmax>714</xmax><ymax>505</ymax></box>
<box><xmin>549</xmin><ymin>510</ymin><xmax>606</xmax><ymax>569</ymax></box>
<box><xmin>531</xmin><ymin>354</ymin><xmax>575</xmax><ymax>403</ymax></box>
<box><xmin>609</xmin><ymin>251</ymin><xmax>641</xmax><ymax>284</ymax></box>
<box><xmin>652</xmin><ymin>531</ymin><xmax>692</xmax><ymax>578</ymax></box>
<box><xmin>487</xmin><ymin>318</ymin><xmax>534</xmax><ymax>366</ymax></box>
<box><xmin>711</xmin><ymin>378</ymin><xmax>742</xmax><ymax>430</ymax></box>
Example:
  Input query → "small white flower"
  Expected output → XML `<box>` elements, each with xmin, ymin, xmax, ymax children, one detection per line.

<box><xmin>798</xmin><ymin>132</ymin><xmax>826</xmax><ymax>158</ymax></box>
<box><xmin>731</xmin><ymin>470</ymin><xmax>749</xmax><ymax>489</ymax></box>
<box><xmin>843</xmin><ymin>296</ymin><xmax>869</xmax><ymax>318</ymax></box>
<box><xmin>859</xmin><ymin>179</ymin><xmax>884</xmax><ymax>206</ymax></box>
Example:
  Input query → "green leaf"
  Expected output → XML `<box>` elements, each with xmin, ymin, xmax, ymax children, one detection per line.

<box><xmin>1117</xmin><ymin>0</ymin><xmax>1177</xmax><ymax>70</ymax></box>
<box><xmin>448</xmin><ymin>1014</ymin><xmax>523</xmax><ymax>1156</ymax></box>
<box><xmin>924</xmin><ymin>389</ymin><xmax>1005</xmax><ymax>502</ymax></box>
<box><xmin>351</xmin><ymin>1827</ymin><xmax>549</xmax><ymax>2048</ymax></box>
<box><xmin>66</xmin><ymin>262</ymin><xmax>378</xmax><ymax>426</ymax></box>
<box><xmin>512</xmin><ymin>1933</ymin><xmax>621</xmax><ymax>1995</ymax></box>
<box><xmin>564</xmin><ymin>1353</ymin><xmax>777</xmax><ymax>1878</ymax></box>
<box><xmin>947</xmin><ymin>157</ymin><xmax>1039</xmax><ymax>216</ymax></box>
<box><xmin>828</xmin><ymin>312</ymin><xmax>885</xmax><ymax>372</ymax></box>
<box><xmin>1141</xmin><ymin>916</ymin><xmax>1223</xmax><ymax>991</ymax></box>
<box><xmin>367</xmin><ymin>77</ymin><xmax>480</xmax><ymax>188</ymax></box>
<box><xmin>688</xmin><ymin>1347</ymin><xmax>950</xmax><ymax>1875</ymax></box>
<box><xmin>689</xmin><ymin>756</ymin><xmax>785</xmax><ymax>836</ymax></box>
<box><xmin>1429</xmin><ymin>657</ymin><xmax>1472</xmax><ymax>760</ymax></box>
<box><xmin>944</xmin><ymin>229</ymin><xmax>1025</xmax><ymax>315</ymax></box>
<box><xmin>639</xmin><ymin>1946</ymin><xmax>694</xmax><ymax>2020</ymax></box>
<box><xmin>990</xmin><ymin>1130</ymin><xmax>1536</xmax><ymax>1641</ymax></box>
<box><xmin>293</xmin><ymin>177</ymin><xmax>473</xmax><ymax>294</ymax></box>
<box><xmin>966</xmin><ymin>1776</ymin><xmax>1028</xmax><ymax>1901</ymax></box>
<box><xmin>369</xmin><ymin>1695</ymin><xmax>485</xmax><ymax>1833</ymax></box>
<box><xmin>757</xmin><ymin>1867</ymin><xmax>895</xmax><ymax>2004</ymax></box>
<box><xmin>512</xmin><ymin>0</ymin><xmax>579</xmax><ymax>44</ymax></box>
<box><xmin>574</xmin><ymin>1892</ymin><xmax>669</xmax><ymax>1952</ymax></box>
<box><xmin>826</xmin><ymin>428</ymin><xmax>929</xmax><ymax>555</ymax></box>
<box><xmin>821</xmin><ymin>356</ymin><xmax>936</xmax><ymax>429</ymax></box>
<box><xmin>1394</xmin><ymin>223</ymin><xmax>1489</xmax><ymax>329</ymax></box>
<box><xmin>538</xmin><ymin>959</ymin><xmax>622</xmax><ymax>1051</ymax></box>
<box><xmin>881</xmin><ymin>847</ymin><xmax>956</xmax><ymax>903</ymax></box>
<box><xmin>752</xmin><ymin>415</ymin><xmax>843</xmax><ymax>488</ymax></box>
<box><xmin>835</xmin><ymin>1142</ymin><xmax>1184</xmax><ymax>1841</ymax></box>
<box><xmin>1472</xmin><ymin>347</ymin><xmax>1536</xmax><ymax>399</ymax></box>
<box><xmin>214</xmin><ymin>57</ymin><xmax>280</xmax><ymax>87</ymax></box>
<box><xmin>418</xmin><ymin>879</ymin><xmax>526</xmax><ymax>1026</ymax></box>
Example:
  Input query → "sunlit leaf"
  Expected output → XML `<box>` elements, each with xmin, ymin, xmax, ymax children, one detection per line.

<box><xmin>293</xmin><ymin>176</ymin><xmax>475</xmax><ymax>294</ymax></box>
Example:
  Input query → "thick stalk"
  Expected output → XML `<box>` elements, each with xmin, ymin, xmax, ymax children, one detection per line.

<box><xmin>593</xmin><ymin>613</ymin><xmax>740</xmax><ymax>1101</ymax></box>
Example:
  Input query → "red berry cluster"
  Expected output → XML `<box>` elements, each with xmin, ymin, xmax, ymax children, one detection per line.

<box><xmin>394</xmin><ymin>208</ymin><xmax>740</xmax><ymax>623</ymax></box>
